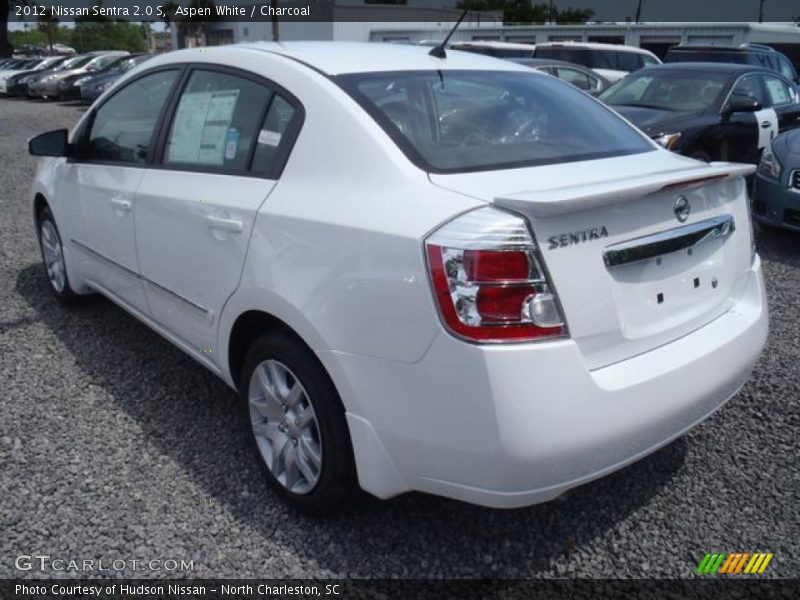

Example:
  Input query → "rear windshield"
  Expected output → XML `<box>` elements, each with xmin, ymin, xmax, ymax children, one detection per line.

<box><xmin>534</xmin><ymin>47</ymin><xmax>644</xmax><ymax>71</ymax></box>
<box><xmin>337</xmin><ymin>70</ymin><xmax>653</xmax><ymax>173</ymax></box>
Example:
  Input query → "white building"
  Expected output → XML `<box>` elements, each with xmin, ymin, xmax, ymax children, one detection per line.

<box><xmin>175</xmin><ymin>13</ymin><xmax>800</xmax><ymax>66</ymax></box>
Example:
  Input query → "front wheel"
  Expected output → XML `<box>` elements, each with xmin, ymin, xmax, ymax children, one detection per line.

<box><xmin>37</xmin><ymin>207</ymin><xmax>81</xmax><ymax>304</ymax></box>
<box><xmin>241</xmin><ymin>332</ymin><xmax>357</xmax><ymax>515</ymax></box>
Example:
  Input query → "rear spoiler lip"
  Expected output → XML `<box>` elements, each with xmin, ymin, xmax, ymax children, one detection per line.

<box><xmin>493</xmin><ymin>161</ymin><xmax>756</xmax><ymax>219</ymax></box>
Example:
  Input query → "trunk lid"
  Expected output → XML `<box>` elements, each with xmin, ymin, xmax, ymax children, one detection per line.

<box><xmin>430</xmin><ymin>152</ymin><xmax>756</xmax><ymax>369</ymax></box>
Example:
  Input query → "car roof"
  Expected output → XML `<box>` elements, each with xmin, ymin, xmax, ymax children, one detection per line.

<box><xmin>638</xmin><ymin>62</ymin><xmax>769</xmax><ymax>74</ymax></box>
<box><xmin>669</xmin><ymin>44</ymin><xmax>776</xmax><ymax>53</ymax></box>
<box><xmin>451</xmin><ymin>41</ymin><xmax>536</xmax><ymax>50</ymax></box>
<box><xmin>535</xmin><ymin>41</ymin><xmax>655</xmax><ymax>55</ymax></box>
<box><xmin>177</xmin><ymin>42</ymin><xmax>536</xmax><ymax>76</ymax></box>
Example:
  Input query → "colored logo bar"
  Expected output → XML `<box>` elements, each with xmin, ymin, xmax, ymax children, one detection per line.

<box><xmin>696</xmin><ymin>553</ymin><xmax>773</xmax><ymax>574</ymax></box>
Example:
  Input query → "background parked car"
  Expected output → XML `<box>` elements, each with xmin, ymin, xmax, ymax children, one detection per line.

<box><xmin>450</xmin><ymin>41</ymin><xmax>536</xmax><ymax>58</ymax></box>
<box><xmin>509</xmin><ymin>57</ymin><xmax>610</xmax><ymax>96</ymax></box>
<box><xmin>752</xmin><ymin>128</ymin><xmax>800</xmax><ymax>231</ymax></box>
<box><xmin>665</xmin><ymin>43</ymin><xmax>799</xmax><ymax>85</ymax></box>
<box><xmin>532</xmin><ymin>42</ymin><xmax>661</xmax><ymax>82</ymax></box>
<box><xmin>59</xmin><ymin>53</ymin><xmax>146</xmax><ymax>102</ymax></box>
<box><xmin>78</xmin><ymin>54</ymin><xmax>154</xmax><ymax>104</ymax></box>
<box><xmin>600</xmin><ymin>63</ymin><xmax>800</xmax><ymax>163</ymax></box>
<box><xmin>23</xmin><ymin>54</ymin><xmax>95</xmax><ymax>98</ymax></box>
<box><xmin>0</xmin><ymin>56</ymin><xmax>65</xmax><ymax>95</ymax></box>
<box><xmin>29</xmin><ymin>51</ymin><xmax>128</xmax><ymax>100</ymax></box>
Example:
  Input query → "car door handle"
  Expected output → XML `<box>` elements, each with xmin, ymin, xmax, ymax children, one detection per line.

<box><xmin>109</xmin><ymin>197</ymin><xmax>132</xmax><ymax>212</ymax></box>
<box><xmin>205</xmin><ymin>215</ymin><xmax>243</xmax><ymax>233</ymax></box>
<box><xmin>761</xmin><ymin>121</ymin><xmax>772</xmax><ymax>128</ymax></box>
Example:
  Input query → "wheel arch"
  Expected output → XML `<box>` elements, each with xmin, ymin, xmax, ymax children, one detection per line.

<box><xmin>227</xmin><ymin>309</ymin><xmax>327</xmax><ymax>393</ymax></box>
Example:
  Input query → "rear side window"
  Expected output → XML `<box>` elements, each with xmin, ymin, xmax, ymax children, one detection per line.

<box><xmin>777</xmin><ymin>57</ymin><xmax>796</xmax><ymax>81</ymax></box>
<box><xmin>338</xmin><ymin>70</ymin><xmax>652</xmax><ymax>173</ymax></box>
<box><xmin>762</xmin><ymin>75</ymin><xmax>794</xmax><ymax>106</ymax></box>
<box><xmin>164</xmin><ymin>70</ymin><xmax>273</xmax><ymax>171</ymax></box>
<box><xmin>251</xmin><ymin>95</ymin><xmax>299</xmax><ymax>177</ymax></box>
<box><xmin>87</xmin><ymin>70</ymin><xmax>178</xmax><ymax>163</ymax></box>
<box><xmin>554</xmin><ymin>67</ymin><xmax>594</xmax><ymax>91</ymax></box>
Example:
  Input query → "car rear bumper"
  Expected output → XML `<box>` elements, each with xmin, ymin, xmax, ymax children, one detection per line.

<box><xmin>333</xmin><ymin>256</ymin><xmax>767</xmax><ymax>508</ymax></box>
<box><xmin>752</xmin><ymin>172</ymin><xmax>800</xmax><ymax>231</ymax></box>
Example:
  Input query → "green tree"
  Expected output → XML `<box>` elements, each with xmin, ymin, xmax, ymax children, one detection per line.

<box><xmin>71</xmin><ymin>21</ymin><xmax>146</xmax><ymax>53</ymax></box>
<box><xmin>161</xmin><ymin>0</ymin><xmax>179</xmax><ymax>30</ymax></box>
<box><xmin>1</xmin><ymin>0</ymin><xmax>34</xmax><ymax>57</ymax></box>
<box><xmin>178</xmin><ymin>0</ymin><xmax>217</xmax><ymax>47</ymax></box>
<box><xmin>37</xmin><ymin>10</ymin><xmax>58</xmax><ymax>54</ymax></box>
<box><xmin>455</xmin><ymin>1</ymin><xmax>592</xmax><ymax>25</ymax></box>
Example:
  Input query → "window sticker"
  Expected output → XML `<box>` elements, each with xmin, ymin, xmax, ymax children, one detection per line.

<box><xmin>258</xmin><ymin>129</ymin><xmax>282</xmax><ymax>147</ymax></box>
<box><xmin>168</xmin><ymin>89</ymin><xmax>240</xmax><ymax>165</ymax></box>
<box><xmin>224</xmin><ymin>128</ymin><xmax>240</xmax><ymax>160</ymax></box>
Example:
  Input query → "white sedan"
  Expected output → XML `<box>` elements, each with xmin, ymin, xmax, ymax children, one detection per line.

<box><xmin>29</xmin><ymin>42</ymin><xmax>767</xmax><ymax>514</ymax></box>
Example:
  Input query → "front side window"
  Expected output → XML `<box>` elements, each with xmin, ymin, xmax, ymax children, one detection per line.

<box><xmin>164</xmin><ymin>70</ymin><xmax>273</xmax><ymax>171</ymax></box>
<box><xmin>87</xmin><ymin>69</ymin><xmax>178</xmax><ymax>163</ymax></box>
<box><xmin>600</xmin><ymin>70</ymin><xmax>728</xmax><ymax>112</ymax></box>
<box><xmin>339</xmin><ymin>70</ymin><xmax>652</xmax><ymax>173</ymax></box>
<box><xmin>729</xmin><ymin>74</ymin><xmax>767</xmax><ymax>106</ymax></box>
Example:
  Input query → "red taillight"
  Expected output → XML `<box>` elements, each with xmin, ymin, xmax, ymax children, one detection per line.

<box><xmin>424</xmin><ymin>207</ymin><xmax>566</xmax><ymax>343</ymax></box>
<box><xmin>476</xmin><ymin>285</ymin><xmax>535</xmax><ymax>322</ymax></box>
<box><xmin>463</xmin><ymin>249</ymin><xmax>530</xmax><ymax>282</ymax></box>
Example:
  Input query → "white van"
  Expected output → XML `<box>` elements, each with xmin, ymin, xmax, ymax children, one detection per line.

<box><xmin>450</xmin><ymin>41</ymin><xmax>536</xmax><ymax>59</ymax></box>
<box><xmin>533</xmin><ymin>42</ymin><xmax>661</xmax><ymax>82</ymax></box>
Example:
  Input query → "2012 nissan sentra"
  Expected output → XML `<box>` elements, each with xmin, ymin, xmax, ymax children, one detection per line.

<box><xmin>28</xmin><ymin>42</ymin><xmax>768</xmax><ymax>514</ymax></box>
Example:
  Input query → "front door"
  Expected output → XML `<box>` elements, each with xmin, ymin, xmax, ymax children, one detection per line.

<box><xmin>69</xmin><ymin>69</ymin><xmax>181</xmax><ymax>314</ymax></box>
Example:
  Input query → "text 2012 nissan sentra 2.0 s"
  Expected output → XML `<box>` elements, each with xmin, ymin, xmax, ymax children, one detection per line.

<box><xmin>28</xmin><ymin>42</ymin><xmax>768</xmax><ymax>514</ymax></box>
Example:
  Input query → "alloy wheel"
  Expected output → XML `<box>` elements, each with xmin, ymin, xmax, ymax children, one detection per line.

<box><xmin>248</xmin><ymin>359</ymin><xmax>323</xmax><ymax>494</ymax></box>
<box><xmin>40</xmin><ymin>219</ymin><xmax>66</xmax><ymax>293</ymax></box>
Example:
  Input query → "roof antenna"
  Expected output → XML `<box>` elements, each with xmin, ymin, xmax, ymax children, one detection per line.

<box><xmin>429</xmin><ymin>10</ymin><xmax>468</xmax><ymax>59</ymax></box>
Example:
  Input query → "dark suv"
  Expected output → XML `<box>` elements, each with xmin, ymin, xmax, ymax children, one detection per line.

<box><xmin>665</xmin><ymin>44</ymin><xmax>798</xmax><ymax>84</ymax></box>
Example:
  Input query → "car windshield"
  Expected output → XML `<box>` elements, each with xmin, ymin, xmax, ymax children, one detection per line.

<box><xmin>600</xmin><ymin>70</ymin><xmax>729</xmax><ymax>112</ymax></box>
<box><xmin>62</xmin><ymin>56</ymin><xmax>94</xmax><ymax>70</ymax></box>
<box><xmin>338</xmin><ymin>70</ymin><xmax>652</xmax><ymax>173</ymax></box>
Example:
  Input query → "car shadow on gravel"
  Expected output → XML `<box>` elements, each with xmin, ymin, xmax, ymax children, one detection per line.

<box><xmin>754</xmin><ymin>225</ymin><xmax>799</xmax><ymax>268</ymax></box>
<box><xmin>16</xmin><ymin>263</ymin><xmax>688</xmax><ymax>577</ymax></box>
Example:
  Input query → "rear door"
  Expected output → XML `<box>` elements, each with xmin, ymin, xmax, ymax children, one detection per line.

<box><xmin>134</xmin><ymin>67</ymin><xmax>303</xmax><ymax>358</ymax></box>
<box><xmin>760</xmin><ymin>73</ymin><xmax>800</xmax><ymax>132</ymax></box>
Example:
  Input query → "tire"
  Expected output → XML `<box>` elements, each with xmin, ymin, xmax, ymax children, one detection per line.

<box><xmin>36</xmin><ymin>206</ymin><xmax>81</xmax><ymax>304</ymax></box>
<box><xmin>241</xmin><ymin>332</ymin><xmax>357</xmax><ymax>515</ymax></box>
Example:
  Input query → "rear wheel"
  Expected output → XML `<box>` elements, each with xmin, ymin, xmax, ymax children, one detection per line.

<box><xmin>37</xmin><ymin>207</ymin><xmax>80</xmax><ymax>304</ymax></box>
<box><xmin>241</xmin><ymin>332</ymin><xmax>357</xmax><ymax>515</ymax></box>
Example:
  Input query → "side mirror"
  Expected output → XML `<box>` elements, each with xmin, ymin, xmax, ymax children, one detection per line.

<box><xmin>28</xmin><ymin>128</ymin><xmax>70</xmax><ymax>157</ymax></box>
<box><xmin>722</xmin><ymin>98</ymin><xmax>761</xmax><ymax>117</ymax></box>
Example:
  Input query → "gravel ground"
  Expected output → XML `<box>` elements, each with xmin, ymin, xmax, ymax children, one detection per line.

<box><xmin>0</xmin><ymin>99</ymin><xmax>798</xmax><ymax>580</ymax></box>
